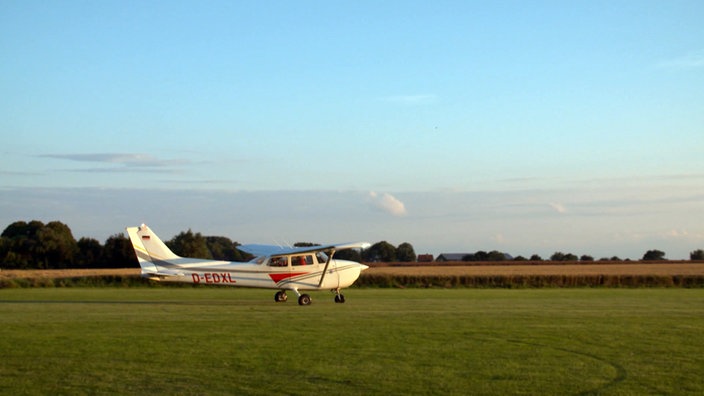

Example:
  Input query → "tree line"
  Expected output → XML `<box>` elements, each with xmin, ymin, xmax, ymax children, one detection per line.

<box><xmin>1</xmin><ymin>220</ymin><xmax>703</xmax><ymax>270</ymax></box>
<box><xmin>0</xmin><ymin>220</ymin><xmax>415</xmax><ymax>269</ymax></box>
<box><xmin>458</xmin><ymin>249</ymin><xmax>704</xmax><ymax>262</ymax></box>
<box><xmin>0</xmin><ymin>221</ymin><xmax>256</xmax><ymax>270</ymax></box>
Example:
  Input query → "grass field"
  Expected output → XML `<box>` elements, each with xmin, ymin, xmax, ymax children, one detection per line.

<box><xmin>1</xmin><ymin>288</ymin><xmax>703</xmax><ymax>395</ymax></box>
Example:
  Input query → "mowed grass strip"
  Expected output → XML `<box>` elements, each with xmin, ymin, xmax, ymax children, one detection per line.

<box><xmin>1</xmin><ymin>288</ymin><xmax>702</xmax><ymax>395</ymax></box>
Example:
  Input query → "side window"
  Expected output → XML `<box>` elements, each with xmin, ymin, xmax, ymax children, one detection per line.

<box><xmin>292</xmin><ymin>255</ymin><xmax>314</xmax><ymax>266</ymax></box>
<box><xmin>268</xmin><ymin>256</ymin><xmax>288</xmax><ymax>267</ymax></box>
<box><xmin>315</xmin><ymin>252</ymin><xmax>328</xmax><ymax>264</ymax></box>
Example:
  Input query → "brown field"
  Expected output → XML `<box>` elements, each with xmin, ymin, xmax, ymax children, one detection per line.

<box><xmin>2</xmin><ymin>262</ymin><xmax>703</xmax><ymax>280</ymax></box>
<box><xmin>365</xmin><ymin>262</ymin><xmax>704</xmax><ymax>276</ymax></box>
<box><xmin>0</xmin><ymin>268</ymin><xmax>141</xmax><ymax>280</ymax></box>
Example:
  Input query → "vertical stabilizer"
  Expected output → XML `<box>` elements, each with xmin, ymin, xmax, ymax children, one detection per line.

<box><xmin>126</xmin><ymin>224</ymin><xmax>180</xmax><ymax>275</ymax></box>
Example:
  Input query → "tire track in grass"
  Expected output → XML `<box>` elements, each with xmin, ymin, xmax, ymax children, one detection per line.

<box><xmin>501</xmin><ymin>338</ymin><xmax>627</xmax><ymax>396</ymax></box>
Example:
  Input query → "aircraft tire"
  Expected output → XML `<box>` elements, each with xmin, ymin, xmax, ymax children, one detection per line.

<box><xmin>298</xmin><ymin>294</ymin><xmax>311</xmax><ymax>306</ymax></box>
<box><xmin>334</xmin><ymin>294</ymin><xmax>346</xmax><ymax>303</ymax></box>
<box><xmin>275</xmin><ymin>291</ymin><xmax>287</xmax><ymax>302</ymax></box>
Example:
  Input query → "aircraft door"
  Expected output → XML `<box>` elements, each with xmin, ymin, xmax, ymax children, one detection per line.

<box><xmin>267</xmin><ymin>255</ymin><xmax>290</xmax><ymax>281</ymax></box>
<box><xmin>332</xmin><ymin>256</ymin><xmax>340</xmax><ymax>289</ymax></box>
<box><xmin>317</xmin><ymin>250</ymin><xmax>339</xmax><ymax>289</ymax></box>
<box><xmin>325</xmin><ymin>252</ymin><xmax>340</xmax><ymax>289</ymax></box>
<box><xmin>292</xmin><ymin>255</ymin><xmax>313</xmax><ymax>267</ymax></box>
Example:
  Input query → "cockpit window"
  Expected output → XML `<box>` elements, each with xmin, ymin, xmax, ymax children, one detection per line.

<box><xmin>292</xmin><ymin>255</ymin><xmax>314</xmax><ymax>266</ymax></box>
<box><xmin>316</xmin><ymin>252</ymin><xmax>329</xmax><ymax>264</ymax></box>
<box><xmin>268</xmin><ymin>256</ymin><xmax>288</xmax><ymax>267</ymax></box>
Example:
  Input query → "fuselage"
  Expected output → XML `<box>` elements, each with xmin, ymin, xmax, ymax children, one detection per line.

<box><xmin>145</xmin><ymin>254</ymin><xmax>368</xmax><ymax>291</ymax></box>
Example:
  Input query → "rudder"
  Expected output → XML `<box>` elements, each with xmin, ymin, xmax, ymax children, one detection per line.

<box><xmin>126</xmin><ymin>224</ymin><xmax>180</xmax><ymax>275</ymax></box>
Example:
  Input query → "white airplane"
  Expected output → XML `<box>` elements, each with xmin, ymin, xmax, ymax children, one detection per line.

<box><xmin>125</xmin><ymin>224</ymin><xmax>370</xmax><ymax>305</ymax></box>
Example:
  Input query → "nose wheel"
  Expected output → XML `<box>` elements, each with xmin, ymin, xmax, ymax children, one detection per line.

<box><xmin>334</xmin><ymin>293</ymin><xmax>346</xmax><ymax>303</ymax></box>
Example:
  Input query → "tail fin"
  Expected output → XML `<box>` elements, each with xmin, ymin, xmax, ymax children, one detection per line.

<box><xmin>126</xmin><ymin>224</ymin><xmax>180</xmax><ymax>275</ymax></box>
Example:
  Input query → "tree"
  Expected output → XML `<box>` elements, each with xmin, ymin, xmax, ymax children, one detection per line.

<box><xmin>167</xmin><ymin>230</ymin><xmax>211</xmax><ymax>259</ymax></box>
<box><xmin>1</xmin><ymin>220</ymin><xmax>44</xmax><ymax>269</ymax></box>
<box><xmin>690</xmin><ymin>249</ymin><xmax>704</xmax><ymax>261</ymax></box>
<box><xmin>293</xmin><ymin>242</ymin><xmax>319</xmax><ymax>247</ymax></box>
<box><xmin>473</xmin><ymin>251</ymin><xmax>489</xmax><ymax>261</ymax></box>
<box><xmin>550</xmin><ymin>252</ymin><xmax>566</xmax><ymax>261</ymax></box>
<box><xmin>0</xmin><ymin>220</ymin><xmax>77</xmax><ymax>269</ymax></box>
<box><xmin>551</xmin><ymin>252</ymin><xmax>579</xmax><ymax>261</ymax></box>
<box><xmin>206</xmin><ymin>236</ymin><xmax>247</xmax><ymax>261</ymax></box>
<box><xmin>529</xmin><ymin>254</ymin><xmax>543</xmax><ymax>261</ymax></box>
<box><xmin>0</xmin><ymin>236</ymin><xmax>7</xmax><ymax>265</ymax></box>
<box><xmin>75</xmin><ymin>237</ymin><xmax>103</xmax><ymax>267</ymax></box>
<box><xmin>396</xmin><ymin>242</ymin><xmax>416</xmax><ymax>262</ymax></box>
<box><xmin>487</xmin><ymin>250</ymin><xmax>507</xmax><ymax>261</ymax></box>
<box><xmin>36</xmin><ymin>221</ymin><xmax>78</xmax><ymax>268</ymax></box>
<box><xmin>103</xmin><ymin>234</ymin><xmax>138</xmax><ymax>268</ymax></box>
<box><xmin>642</xmin><ymin>250</ymin><xmax>666</xmax><ymax>261</ymax></box>
<box><xmin>335</xmin><ymin>248</ymin><xmax>363</xmax><ymax>262</ymax></box>
<box><xmin>580</xmin><ymin>255</ymin><xmax>594</xmax><ymax>262</ymax></box>
<box><xmin>1</xmin><ymin>220</ymin><xmax>44</xmax><ymax>240</ymax></box>
<box><xmin>364</xmin><ymin>241</ymin><xmax>396</xmax><ymax>262</ymax></box>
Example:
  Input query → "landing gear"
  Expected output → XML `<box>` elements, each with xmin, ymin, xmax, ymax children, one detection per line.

<box><xmin>298</xmin><ymin>294</ymin><xmax>312</xmax><ymax>306</ymax></box>
<box><xmin>275</xmin><ymin>289</ymin><xmax>342</xmax><ymax>306</ymax></box>
<box><xmin>333</xmin><ymin>288</ymin><xmax>346</xmax><ymax>303</ymax></box>
<box><xmin>274</xmin><ymin>291</ymin><xmax>288</xmax><ymax>303</ymax></box>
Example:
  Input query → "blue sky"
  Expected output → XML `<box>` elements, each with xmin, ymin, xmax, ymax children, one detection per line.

<box><xmin>1</xmin><ymin>1</ymin><xmax>703</xmax><ymax>259</ymax></box>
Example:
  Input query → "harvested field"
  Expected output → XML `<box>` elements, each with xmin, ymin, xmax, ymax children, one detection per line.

<box><xmin>0</xmin><ymin>268</ymin><xmax>141</xmax><ymax>280</ymax></box>
<box><xmin>358</xmin><ymin>262</ymin><xmax>704</xmax><ymax>288</ymax></box>
<box><xmin>365</xmin><ymin>262</ymin><xmax>704</xmax><ymax>276</ymax></box>
<box><xmin>2</xmin><ymin>263</ymin><xmax>704</xmax><ymax>280</ymax></box>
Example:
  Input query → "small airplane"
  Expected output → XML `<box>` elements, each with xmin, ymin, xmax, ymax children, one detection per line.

<box><xmin>125</xmin><ymin>224</ymin><xmax>370</xmax><ymax>305</ymax></box>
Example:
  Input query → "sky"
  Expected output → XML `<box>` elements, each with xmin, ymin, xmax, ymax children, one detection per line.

<box><xmin>1</xmin><ymin>1</ymin><xmax>703</xmax><ymax>260</ymax></box>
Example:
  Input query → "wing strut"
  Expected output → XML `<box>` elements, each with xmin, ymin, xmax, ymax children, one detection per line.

<box><xmin>317</xmin><ymin>249</ymin><xmax>336</xmax><ymax>288</ymax></box>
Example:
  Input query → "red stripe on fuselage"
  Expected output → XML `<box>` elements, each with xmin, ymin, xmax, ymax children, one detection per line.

<box><xmin>269</xmin><ymin>272</ymin><xmax>308</xmax><ymax>283</ymax></box>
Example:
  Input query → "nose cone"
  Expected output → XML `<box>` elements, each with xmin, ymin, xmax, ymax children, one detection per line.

<box><xmin>359</xmin><ymin>263</ymin><xmax>369</xmax><ymax>271</ymax></box>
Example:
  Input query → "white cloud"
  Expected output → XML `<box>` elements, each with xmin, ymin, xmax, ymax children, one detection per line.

<box><xmin>368</xmin><ymin>191</ymin><xmax>408</xmax><ymax>217</ymax></box>
<box><xmin>39</xmin><ymin>153</ymin><xmax>190</xmax><ymax>173</ymax></box>
<box><xmin>41</xmin><ymin>153</ymin><xmax>189</xmax><ymax>167</ymax></box>
<box><xmin>662</xmin><ymin>229</ymin><xmax>704</xmax><ymax>241</ymax></box>
<box><xmin>549</xmin><ymin>202</ymin><xmax>567</xmax><ymax>214</ymax></box>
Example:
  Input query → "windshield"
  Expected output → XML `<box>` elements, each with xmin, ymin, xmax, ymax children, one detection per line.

<box><xmin>316</xmin><ymin>251</ymin><xmax>329</xmax><ymax>263</ymax></box>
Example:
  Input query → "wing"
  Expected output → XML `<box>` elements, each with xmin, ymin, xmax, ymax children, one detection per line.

<box><xmin>239</xmin><ymin>242</ymin><xmax>370</xmax><ymax>257</ymax></box>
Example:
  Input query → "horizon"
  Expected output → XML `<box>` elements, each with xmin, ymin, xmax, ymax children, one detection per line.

<box><xmin>1</xmin><ymin>186</ymin><xmax>700</xmax><ymax>261</ymax></box>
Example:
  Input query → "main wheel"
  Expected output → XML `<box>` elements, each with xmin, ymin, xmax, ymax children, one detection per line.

<box><xmin>274</xmin><ymin>291</ymin><xmax>288</xmax><ymax>302</ymax></box>
<box><xmin>334</xmin><ymin>294</ymin><xmax>346</xmax><ymax>303</ymax></box>
<box><xmin>298</xmin><ymin>294</ymin><xmax>311</xmax><ymax>306</ymax></box>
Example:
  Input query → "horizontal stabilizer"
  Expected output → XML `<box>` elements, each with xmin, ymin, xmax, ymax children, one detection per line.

<box><xmin>143</xmin><ymin>269</ymin><xmax>186</xmax><ymax>281</ymax></box>
<box><xmin>151</xmin><ymin>269</ymin><xmax>185</xmax><ymax>277</ymax></box>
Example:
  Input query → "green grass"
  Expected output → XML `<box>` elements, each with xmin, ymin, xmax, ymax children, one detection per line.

<box><xmin>1</xmin><ymin>288</ymin><xmax>702</xmax><ymax>395</ymax></box>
